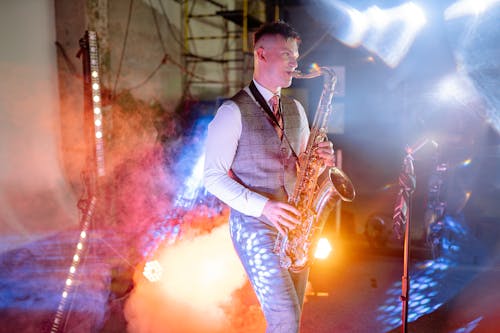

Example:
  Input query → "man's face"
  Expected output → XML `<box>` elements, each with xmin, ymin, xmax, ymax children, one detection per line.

<box><xmin>259</xmin><ymin>35</ymin><xmax>299</xmax><ymax>89</ymax></box>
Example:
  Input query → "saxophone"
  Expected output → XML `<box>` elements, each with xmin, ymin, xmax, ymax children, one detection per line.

<box><xmin>273</xmin><ymin>66</ymin><xmax>355</xmax><ymax>272</ymax></box>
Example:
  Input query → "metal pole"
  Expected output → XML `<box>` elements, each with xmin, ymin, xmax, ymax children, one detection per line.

<box><xmin>335</xmin><ymin>149</ymin><xmax>343</xmax><ymax>235</ymax></box>
<box><xmin>401</xmin><ymin>196</ymin><xmax>411</xmax><ymax>333</ymax></box>
<box><xmin>242</xmin><ymin>0</ymin><xmax>248</xmax><ymax>53</ymax></box>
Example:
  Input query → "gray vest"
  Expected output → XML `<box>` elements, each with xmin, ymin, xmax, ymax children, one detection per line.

<box><xmin>230</xmin><ymin>89</ymin><xmax>305</xmax><ymax>202</ymax></box>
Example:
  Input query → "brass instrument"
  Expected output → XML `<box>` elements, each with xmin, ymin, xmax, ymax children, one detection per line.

<box><xmin>273</xmin><ymin>66</ymin><xmax>356</xmax><ymax>272</ymax></box>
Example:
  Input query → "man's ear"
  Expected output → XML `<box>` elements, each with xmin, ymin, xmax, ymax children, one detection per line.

<box><xmin>256</xmin><ymin>47</ymin><xmax>265</xmax><ymax>61</ymax></box>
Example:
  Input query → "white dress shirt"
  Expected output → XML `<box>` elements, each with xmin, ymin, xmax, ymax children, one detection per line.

<box><xmin>203</xmin><ymin>79</ymin><xmax>308</xmax><ymax>217</ymax></box>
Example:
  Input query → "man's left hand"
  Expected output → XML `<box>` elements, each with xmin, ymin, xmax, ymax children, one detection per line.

<box><xmin>314</xmin><ymin>141</ymin><xmax>335</xmax><ymax>167</ymax></box>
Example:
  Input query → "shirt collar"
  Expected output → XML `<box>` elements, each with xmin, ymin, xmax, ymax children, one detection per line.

<box><xmin>252</xmin><ymin>79</ymin><xmax>281</xmax><ymax>103</ymax></box>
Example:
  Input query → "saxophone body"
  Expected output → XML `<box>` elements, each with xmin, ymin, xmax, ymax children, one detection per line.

<box><xmin>273</xmin><ymin>66</ymin><xmax>356</xmax><ymax>272</ymax></box>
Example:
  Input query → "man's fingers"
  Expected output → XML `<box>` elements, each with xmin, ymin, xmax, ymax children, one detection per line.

<box><xmin>275</xmin><ymin>211</ymin><xmax>300</xmax><ymax>233</ymax></box>
<box><xmin>281</xmin><ymin>212</ymin><xmax>300</xmax><ymax>225</ymax></box>
<box><xmin>316</xmin><ymin>140</ymin><xmax>332</xmax><ymax>148</ymax></box>
<box><xmin>276</xmin><ymin>202</ymin><xmax>300</xmax><ymax>217</ymax></box>
<box><xmin>263</xmin><ymin>200</ymin><xmax>302</xmax><ymax>234</ymax></box>
<box><xmin>275</xmin><ymin>224</ymin><xmax>287</xmax><ymax>237</ymax></box>
<box><xmin>278</xmin><ymin>217</ymin><xmax>298</xmax><ymax>229</ymax></box>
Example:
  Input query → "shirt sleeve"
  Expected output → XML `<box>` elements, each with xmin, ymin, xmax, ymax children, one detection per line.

<box><xmin>203</xmin><ymin>100</ymin><xmax>269</xmax><ymax>217</ymax></box>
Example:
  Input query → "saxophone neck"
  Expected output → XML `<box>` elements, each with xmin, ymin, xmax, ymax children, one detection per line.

<box><xmin>292</xmin><ymin>66</ymin><xmax>337</xmax><ymax>80</ymax></box>
<box><xmin>292</xmin><ymin>70</ymin><xmax>321</xmax><ymax>79</ymax></box>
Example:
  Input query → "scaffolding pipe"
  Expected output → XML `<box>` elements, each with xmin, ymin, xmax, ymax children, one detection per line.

<box><xmin>243</xmin><ymin>0</ymin><xmax>248</xmax><ymax>52</ymax></box>
<box><xmin>183</xmin><ymin>1</ymin><xmax>189</xmax><ymax>55</ymax></box>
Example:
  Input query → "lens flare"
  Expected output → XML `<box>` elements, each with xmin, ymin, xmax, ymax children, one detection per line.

<box><xmin>445</xmin><ymin>0</ymin><xmax>500</xmax><ymax>20</ymax></box>
<box><xmin>143</xmin><ymin>260</ymin><xmax>163</xmax><ymax>282</ymax></box>
<box><xmin>310</xmin><ymin>62</ymin><xmax>321</xmax><ymax>72</ymax></box>
<box><xmin>314</xmin><ymin>237</ymin><xmax>333</xmax><ymax>259</ymax></box>
<box><xmin>330</xmin><ymin>1</ymin><xmax>427</xmax><ymax>67</ymax></box>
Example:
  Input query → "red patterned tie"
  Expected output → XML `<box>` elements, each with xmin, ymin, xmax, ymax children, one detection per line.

<box><xmin>270</xmin><ymin>95</ymin><xmax>283</xmax><ymax>138</ymax></box>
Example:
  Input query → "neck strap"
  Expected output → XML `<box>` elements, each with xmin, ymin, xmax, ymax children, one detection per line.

<box><xmin>249</xmin><ymin>81</ymin><xmax>281</xmax><ymax>127</ymax></box>
<box><xmin>248</xmin><ymin>81</ymin><xmax>298</xmax><ymax>159</ymax></box>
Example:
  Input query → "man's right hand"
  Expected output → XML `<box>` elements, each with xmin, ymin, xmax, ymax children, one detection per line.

<box><xmin>261</xmin><ymin>200</ymin><xmax>301</xmax><ymax>237</ymax></box>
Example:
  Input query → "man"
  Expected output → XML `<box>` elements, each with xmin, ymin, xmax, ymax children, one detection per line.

<box><xmin>204</xmin><ymin>21</ymin><xmax>335</xmax><ymax>332</ymax></box>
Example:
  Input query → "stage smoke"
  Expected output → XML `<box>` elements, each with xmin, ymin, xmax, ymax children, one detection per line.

<box><xmin>124</xmin><ymin>223</ymin><xmax>266</xmax><ymax>333</ymax></box>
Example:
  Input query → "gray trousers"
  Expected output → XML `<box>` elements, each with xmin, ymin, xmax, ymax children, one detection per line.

<box><xmin>230</xmin><ymin>212</ymin><xmax>309</xmax><ymax>333</ymax></box>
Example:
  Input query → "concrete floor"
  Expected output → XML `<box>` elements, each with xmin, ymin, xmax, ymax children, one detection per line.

<box><xmin>1</xmin><ymin>225</ymin><xmax>498</xmax><ymax>333</ymax></box>
<box><xmin>302</xmin><ymin>236</ymin><xmax>499</xmax><ymax>333</ymax></box>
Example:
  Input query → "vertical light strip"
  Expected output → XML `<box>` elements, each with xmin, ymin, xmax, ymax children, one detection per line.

<box><xmin>88</xmin><ymin>31</ymin><xmax>105</xmax><ymax>177</ymax></box>
<box><xmin>50</xmin><ymin>196</ymin><xmax>96</xmax><ymax>333</ymax></box>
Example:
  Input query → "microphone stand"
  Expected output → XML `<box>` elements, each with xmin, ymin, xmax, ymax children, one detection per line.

<box><xmin>400</xmin><ymin>151</ymin><xmax>414</xmax><ymax>333</ymax></box>
<box><xmin>394</xmin><ymin>139</ymin><xmax>430</xmax><ymax>333</ymax></box>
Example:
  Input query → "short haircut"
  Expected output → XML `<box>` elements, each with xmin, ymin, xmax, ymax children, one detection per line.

<box><xmin>253</xmin><ymin>21</ymin><xmax>301</xmax><ymax>48</ymax></box>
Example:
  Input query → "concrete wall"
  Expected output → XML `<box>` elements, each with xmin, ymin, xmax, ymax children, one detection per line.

<box><xmin>0</xmin><ymin>0</ymin><xmax>78</xmax><ymax>252</ymax></box>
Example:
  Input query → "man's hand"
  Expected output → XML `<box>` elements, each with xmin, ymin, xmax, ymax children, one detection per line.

<box><xmin>261</xmin><ymin>200</ymin><xmax>300</xmax><ymax>237</ymax></box>
<box><xmin>314</xmin><ymin>140</ymin><xmax>336</xmax><ymax>167</ymax></box>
